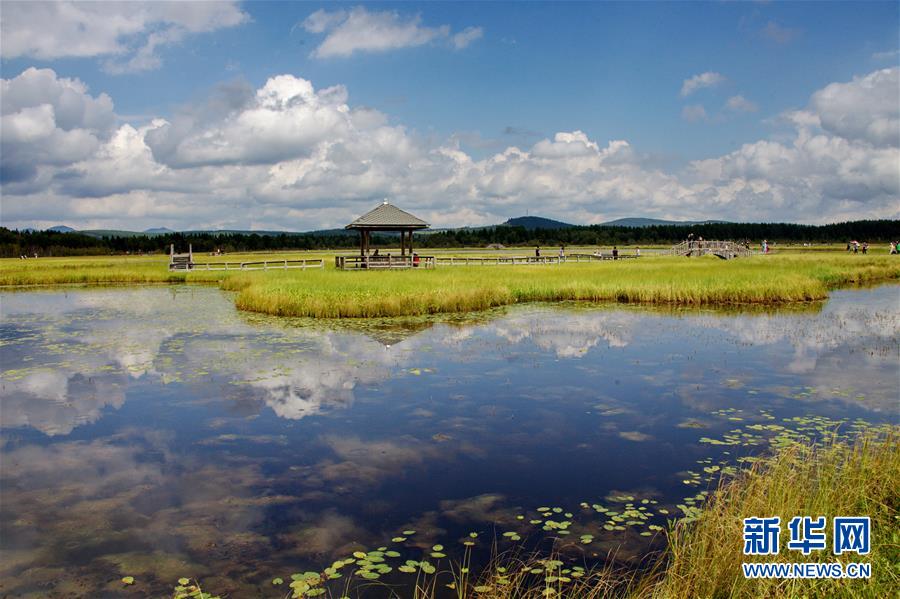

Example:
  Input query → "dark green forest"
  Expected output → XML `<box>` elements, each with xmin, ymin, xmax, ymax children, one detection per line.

<box><xmin>2</xmin><ymin>220</ymin><xmax>898</xmax><ymax>258</ymax></box>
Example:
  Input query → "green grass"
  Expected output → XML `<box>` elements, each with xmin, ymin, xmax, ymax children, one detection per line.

<box><xmin>3</xmin><ymin>252</ymin><xmax>898</xmax><ymax>317</ymax></box>
<box><xmin>226</xmin><ymin>254</ymin><xmax>900</xmax><ymax>318</ymax></box>
<box><xmin>652</xmin><ymin>431</ymin><xmax>899</xmax><ymax>599</ymax></box>
<box><xmin>456</xmin><ymin>431</ymin><xmax>899</xmax><ymax>599</ymax></box>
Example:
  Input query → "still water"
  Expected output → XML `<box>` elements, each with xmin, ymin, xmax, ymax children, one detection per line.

<box><xmin>1</xmin><ymin>285</ymin><xmax>898</xmax><ymax>597</ymax></box>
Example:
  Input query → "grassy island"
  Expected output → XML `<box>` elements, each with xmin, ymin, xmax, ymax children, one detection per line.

<box><xmin>2</xmin><ymin>252</ymin><xmax>898</xmax><ymax>318</ymax></box>
<box><xmin>227</xmin><ymin>254</ymin><xmax>899</xmax><ymax>318</ymax></box>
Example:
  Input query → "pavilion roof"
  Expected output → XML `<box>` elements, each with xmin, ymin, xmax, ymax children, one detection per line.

<box><xmin>346</xmin><ymin>202</ymin><xmax>430</xmax><ymax>230</ymax></box>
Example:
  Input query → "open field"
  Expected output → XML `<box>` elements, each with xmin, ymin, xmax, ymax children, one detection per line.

<box><xmin>2</xmin><ymin>252</ymin><xmax>898</xmax><ymax>317</ymax></box>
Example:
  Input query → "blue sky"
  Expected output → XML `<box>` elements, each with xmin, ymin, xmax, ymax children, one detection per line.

<box><xmin>1</xmin><ymin>1</ymin><xmax>898</xmax><ymax>230</ymax></box>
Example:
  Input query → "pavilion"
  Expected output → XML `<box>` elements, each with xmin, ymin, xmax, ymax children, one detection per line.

<box><xmin>346</xmin><ymin>201</ymin><xmax>430</xmax><ymax>257</ymax></box>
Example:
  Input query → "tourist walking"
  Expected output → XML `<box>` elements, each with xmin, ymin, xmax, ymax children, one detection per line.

<box><xmin>558</xmin><ymin>246</ymin><xmax>565</xmax><ymax>262</ymax></box>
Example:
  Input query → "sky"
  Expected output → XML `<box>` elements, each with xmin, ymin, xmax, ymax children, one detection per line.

<box><xmin>1</xmin><ymin>1</ymin><xmax>898</xmax><ymax>231</ymax></box>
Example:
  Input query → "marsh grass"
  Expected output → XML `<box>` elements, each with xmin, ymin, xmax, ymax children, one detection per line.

<box><xmin>0</xmin><ymin>256</ymin><xmax>226</xmax><ymax>286</ymax></box>
<box><xmin>389</xmin><ymin>431</ymin><xmax>898</xmax><ymax>599</ymax></box>
<box><xmin>3</xmin><ymin>253</ymin><xmax>898</xmax><ymax>317</ymax></box>
<box><xmin>228</xmin><ymin>255</ymin><xmax>900</xmax><ymax>318</ymax></box>
<box><xmin>652</xmin><ymin>430</ymin><xmax>899</xmax><ymax>599</ymax></box>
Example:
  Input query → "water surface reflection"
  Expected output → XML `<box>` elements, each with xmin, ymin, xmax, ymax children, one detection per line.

<box><xmin>1</xmin><ymin>285</ymin><xmax>897</xmax><ymax>596</ymax></box>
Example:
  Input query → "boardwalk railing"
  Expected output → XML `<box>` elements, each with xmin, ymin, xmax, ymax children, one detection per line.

<box><xmin>435</xmin><ymin>254</ymin><xmax>638</xmax><ymax>266</ymax></box>
<box><xmin>436</xmin><ymin>255</ymin><xmax>561</xmax><ymax>266</ymax></box>
<box><xmin>336</xmin><ymin>255</ymin><xmax>436</xmax><ymax>270</ymax></box>
<box><xmin>175</xmin><ymin>259</ymin><xmax>325</xmax><ymax>271</ymax></box>
<box><xmin>667</xmin><ymin>240</ymin><xmax>753</xmax><ymax>259</ymax></box>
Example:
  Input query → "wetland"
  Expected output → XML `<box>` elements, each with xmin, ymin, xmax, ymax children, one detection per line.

<box><xmin>0</xmin><ymin>283</ymin><xmax>898</xmax><ymax>597</ymax></box>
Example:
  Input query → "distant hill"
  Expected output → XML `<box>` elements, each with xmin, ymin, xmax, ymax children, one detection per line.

<box><xmin>503</xmin><ymin>216</ymin><xmax>575</xmax><ymax>230</ymax></box>
<box><xmin>599</xmin><ymin>217</ymin><xmax>730</xmax><ymax>228</ymax></box>
<box><xmin>40</xmin><ymin>217</ymin><xmax>730</xmax><ymax>238</ymax></box>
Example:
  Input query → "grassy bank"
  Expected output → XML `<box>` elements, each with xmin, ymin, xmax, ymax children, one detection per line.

<box><xmin>3</xmin><ymin>253</ymin><xmax>898</xmax><ymax>316</ymax></box>
<box><xmin>0</xmin><ymin>255</ymin><xmax>227</xmax><ymax>286</ymax></box>
<box><xmin>650</xmin><ymin>431</ymin><xmax>899</xmax><ymax>599</ymax></box>
<box><xmin>227</xmin><ymin>254</ymin><xmax>900</xmax><ymax>318</ymax></box>
<box><xmin>459</xmin><ymin>431</ymin><xmax>899</xmax><ymax>599</ymax></box>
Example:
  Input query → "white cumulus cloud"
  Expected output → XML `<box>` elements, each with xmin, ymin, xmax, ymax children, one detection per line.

<box><xmin>302</xmin><ymin>6</ymin><xmax>481</xmax><ymax>58</ymax></box>
<box><xmin>0</xmin><ymin>1</ymin><xmax>249</xmax><ymax>74</ymax></box>
<box><xmin>680</xmin><ymin>72</ymin><xmax>726</xmax><ymax>97</ymax></box>
<box><xmin>1</xmin><ymin>67</ymin><xmax>897</xmax><ymax>231</ymax></box>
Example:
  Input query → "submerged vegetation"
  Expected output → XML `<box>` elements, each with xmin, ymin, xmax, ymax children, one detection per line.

<box><xmin>153</xmin><ymin>429</ymin><xmax>897</xmax><ymax>598</ymax></box>
<box><xmin>156</xmin><ymin>427</ymin><xmax>900</xmax><ymax>599</ymax></box>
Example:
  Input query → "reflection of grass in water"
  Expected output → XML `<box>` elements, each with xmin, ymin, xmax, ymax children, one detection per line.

<box><xmin>226</xmin><ymin>255</ymin><xmax>900</xmax><ymax>318</ymax></box>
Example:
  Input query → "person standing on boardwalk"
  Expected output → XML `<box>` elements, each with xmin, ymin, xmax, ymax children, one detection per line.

<box><xmin>535</xmin><ymin>246</ymin><xmax>541</xmax><ymax>258</ymax></box>
<box><xmin>862</xmin><ymin>242</ymin><xmax>868</xmax><ymax>254</ymax></box>
<box><xmin>635</xmin><ymin>247</ymin><xmax>641</xmax><ymax>257</ymax></box>
<box><xmin>612</xmin><ymin>246</ymin><xmax>619</xmax><ymax>260</ymax></box>
<box><xmin>558</xmin><ymin>246</ymin><xmax>565</xmax><ymax>262</ymax></box>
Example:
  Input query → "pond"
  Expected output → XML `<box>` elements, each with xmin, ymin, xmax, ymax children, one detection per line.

<box><xmin>1</xmin><ymin>285</ymin><xmax>898</xmax><ymax>597</ymax></box>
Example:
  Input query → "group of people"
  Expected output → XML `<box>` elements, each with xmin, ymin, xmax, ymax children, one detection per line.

<box><xmin>847</xmin><ymin>241</ymin><xmax>869</xmax><ymax>254</ymax></box>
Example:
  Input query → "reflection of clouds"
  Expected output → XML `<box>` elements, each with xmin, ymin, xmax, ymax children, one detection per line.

<box><xmin>2</xmin><ymin>288</ymin><xmax>410</xmax><ymax>433</ymax></box>
<box><xmin>490</xmin><ymin>311</ymin><xmax>634</xmax><ymax>357</ymax></box>
<box><xmin>175</xmin><ymin>331</ymin><xmax>402</xmax><ymax>421</ymax></box>
<box><xmin>697</xmin><ymin>288</ymin><xmax>900</xmax><ymax>374</ymax></box>
<box><xmin>0</xmin><ymin>431</ymin><xmax>282</xmax><ymax>596</ymax></box>
<box><xmin>1</xmin><ymin>370</ymin><xmax>126</xmax><ymax>435</ymax></box>
<box><xmin>3</xmin><ymin>285</ymin><xmax>898</xmax><ymax>437</ymax></box>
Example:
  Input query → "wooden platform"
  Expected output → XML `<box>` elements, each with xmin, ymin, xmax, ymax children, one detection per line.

<box><xmin>336</xmin><ymin>255</ymin><xmax>435</xmax><ymax>270</ymax></box>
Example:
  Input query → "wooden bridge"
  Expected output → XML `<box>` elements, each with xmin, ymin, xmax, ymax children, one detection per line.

<box><xmin>168</xmin><ymin>245</ymin><xmax>324</xmax><ymax>271</ymax></box>
<box><xmin>188</xmin><ymin>259</ymin><xmax>324</xmax><ymax>271</ymax></box>
<box><xmin>667</xmin><ymin>240</ymin><xmax>753</xmax><ymax>259</ymax></box>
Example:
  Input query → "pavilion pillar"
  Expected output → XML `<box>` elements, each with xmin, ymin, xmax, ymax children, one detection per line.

<box><xmin>359</xmin><ymin>230</ymin><xmax>365</xmax><ymax>256</ymax></box>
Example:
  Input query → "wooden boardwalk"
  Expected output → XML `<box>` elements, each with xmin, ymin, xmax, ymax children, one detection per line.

<box><xmin>187</xmin><ymin>259</ymin><xmax>324</xmax><ymax>271</ymax></box>
<box><xmin>335</xmin><ymin>252</ymin><xmax>640</xmax><ymax>269</ymax></box>
<box><xmin>168</xmin><ymin>244</ymin><xmax>324</xmax><ymax>271</ymax></box>
<box><xmin>667</xmin><ymin>240</ymin><xmax>753</xmax><ymax>259</ymax></box>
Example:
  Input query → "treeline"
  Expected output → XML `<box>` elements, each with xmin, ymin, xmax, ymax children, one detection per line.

<box><xmin>419</xmin><ymin>219</ymin><xmax>900</xmax><ymax>248</ymax></box>
<box><xmin>2</xmin><ymin>219</ymin><xmax>898</xmax><ymax>257</ymax></box>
